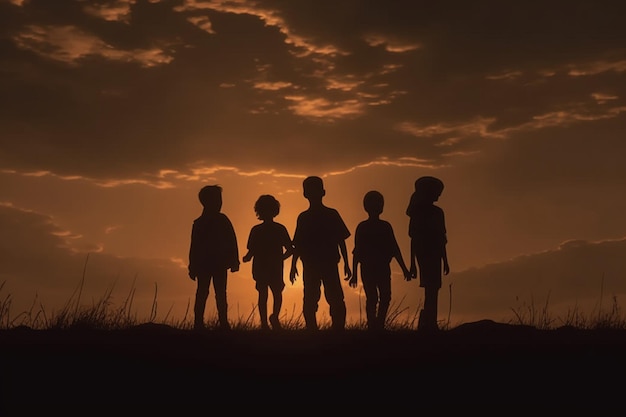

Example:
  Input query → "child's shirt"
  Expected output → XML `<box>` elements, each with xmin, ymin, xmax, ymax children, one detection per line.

<box><xmin>353</xmin><ymin>218</ymin><xmax>401</xmax><ymax>270</ymax></box>
<box><xmin>246</xmin><ymin>221</ymin><xmax>292</xmax><ymax>280</ymax></box>
<box><xmin>293</xmin><ymin>205</ymin><xmax>350</xmax><ymax>266</ymax></box>
<box><xmin>407</xmin><ymin>200</ymin><xmax>447</xmax><ymax>253</ymax></box>
<box><xmin>188</xmin><ymin>212</ymin><xmax>239</xmax><ymax>276</ymax></box>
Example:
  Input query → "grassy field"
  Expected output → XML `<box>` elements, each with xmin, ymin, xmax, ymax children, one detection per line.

<box><xmin>3</xmin><ymin>273</ymin><xmax>626</xmax><ymax>331</ymax></box>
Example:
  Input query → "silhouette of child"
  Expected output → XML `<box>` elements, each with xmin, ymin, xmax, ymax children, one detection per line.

<box><xmin>406</xmin><ymin>176</ymin><xmax>450</xmax><ymax>333</ymax></box>
<box><xmin>349</xmin><ymin>190</ymin><xmax>411</xmax><ymax>330</ymax></box>
<box><xmin>188</xmin><ymin>185</ymin><xmax>240</xmax><ymax>330</ymax></box>
<box><xmin>242</xmin><ymin>194</ymin><xmax>294</xmax><ymax>330</ymax></box>
<box><xmin>289</xmin><ymin>176</ymin><xmax>352</xmax><ymax>331</ymax></box>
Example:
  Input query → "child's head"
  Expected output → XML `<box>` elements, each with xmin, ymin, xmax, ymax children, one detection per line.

<box><xmin>302</xmin><ymin>176</ymin><xmax>325</xmax><ymax>201</ymax></box>
<box><xmin>254</xmin><ymin>194</ymin><xmax>280</xmax><ymax>221</ymax></box>
<box><xmin>414</xmin><ymin>176</ymin><xmax>444</xmax><ymax>202</ymax></box>
<box><xmin>198</xmin><ymin>185</ymin><xmax>223</xmax><ymax>212</ymax></box>
<box><xmin>363</xmin><ymin>190</ymin><xmax>384</xmax><ymax>216</ymax></box>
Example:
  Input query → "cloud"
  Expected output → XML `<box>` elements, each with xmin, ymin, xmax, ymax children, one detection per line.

<box><xmin>0</xmin><ymin>203</ymin><xmax>97</xmax><ymax>286</ymax></box>
<box><xmin>446</xmin><ymin>238</ymin><xmax>626</xmax><ymax>324</ymax></box>
<box><xmin>12</xmin><ymin>24</ymin><xmax>174</xmax><ymax>67</ymax></box>
<box><xmin>187</xmin><ymin>15</ymin><xmax>215</xmax><ymax>33</ymax></box>
<box><xmin>3</xmin><ymin>169</ymin><xmax>177</xmax><ymax>190</ymax></box>
<box><xmin>80</xmin><ymin>0</ymin><xmax>136</xmax><ymax>23</ymax></box>
<box><xmin>592</xmin><ymin>93</ymin><xmax>619</xmax><ymax>104</ymax></box>
<box><xmin>396</xmin><ymin>117</ymin><xmax>501</xmax><ymax>140</ymax></box>
<box><xmin>0</xmin><ymin>0</ymin><xmax>624</xmax><ymax>210</ymax></box>
<box><xmin>0</xmin><ymin>203</ymin><xmax>194</xmax><ymax>322</ymax></box>
<box><xmin>396</xmin><ymin>103</ymin><xmax>626</xmax><ymax>147</ymax></box>
<box><xmin>567</xmin><ymin>59</ymin><xmax>626</xmax><ymax>77</ymax></box>
<box><xmin>181</xmin><ymin>0</ymin><xmax>353</xmax><ymax>58</ymax></box>
<box><xmin>253</xmin><ymin>81</ymin><xmax>293</xmax><ymax>91</ymax></box>
<box><xmin>363</xmin><ymin>34</ymin><xmax>420</xmax><ymax>53</ymax></box>
<box><xmin>284</xmin><ymin>95</ymin><xmax>365</xmax><ymax>121</ymax></box>
<box><xmin>486</xmin><ymin>71</ymin><xmax>523</xmax><ymax>81</ymax></box>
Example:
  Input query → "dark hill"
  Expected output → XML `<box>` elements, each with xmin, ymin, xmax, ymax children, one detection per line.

<box><xmin>2</xmin><ymin>321</ymin><xmax>625</xmax><ymax>416</ymax></box>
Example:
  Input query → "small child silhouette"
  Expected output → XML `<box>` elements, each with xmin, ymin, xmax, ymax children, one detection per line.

<box><xmin>290</xmin><ymin>176</ymin><xmax>352</xmax><ymax>331</ymax></box>
<box><xmin>349</xmin><ymin>190</ymin><xmax>411</xmax><ymax>330</ymax></box>
<box><xmin>242</xmin><ymin>194</ymin><xmax>294</xmax><ymax>330</ymax></box>
<box><xmin>188</xmin><ymin>185</ymin><xmax>240</xmax><ymax>330</ymax></box>
<box><xmin>406</xmin><ymin>176</ymin><xmax>450</xmax><ymax>333</ymax></box>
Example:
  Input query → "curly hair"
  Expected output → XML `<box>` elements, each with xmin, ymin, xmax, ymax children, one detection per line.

<box><xmin>254</xmin><ymin>194</ymin><xmax>280</xmax><ymax>220</ymax></box>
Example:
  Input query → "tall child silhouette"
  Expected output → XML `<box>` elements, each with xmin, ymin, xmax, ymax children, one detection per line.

<box><xmin>406</xmin><ymin>176</ymin><xmax>450</xmax><ymax>333</ymax></box>
<box><xmin>290</xmin><ymin>176</ymin><xmax>352</xmax><ymax>330</ymax></box>
<box><xmin>349</xmin><ymin>190</ymin><xmax>411</xmax><ymax>330</ymax></box>
<box><xmin>188</xmin><ymin>185</ymin><xmax>240</xmax><ymax>330</ymax></box>
<box><xmin>242</xmin><ymin>194</ymin><xmax>294</xmax><ymax>330</ymax></box>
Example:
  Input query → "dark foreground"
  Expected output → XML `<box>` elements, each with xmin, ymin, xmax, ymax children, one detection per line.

<box><xmin>2</xmin><ymin>320</ymin><xmax>626</xmax><ymax>417</ymax></box>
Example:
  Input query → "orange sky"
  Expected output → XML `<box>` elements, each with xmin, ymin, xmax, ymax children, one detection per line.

<box><xmin>1</xmin><ymin>0</ymin><xmax>626</xmax><ymax>328</ymax></box>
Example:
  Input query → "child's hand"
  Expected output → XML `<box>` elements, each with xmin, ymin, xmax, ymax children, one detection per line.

<box><xmin>347</xmin><ymin>275</ymin><xmax>357</xmax><ymax>288</ymax></box>
<box><xmin>343</xmin><ymin>264</ymin><xmax>352</xmax><ymax>280</ymax></box>
<box><xmin>289</xmin><ymin>266</ymin><xmax>298</xmax><ymax>284</ymax></box>
<box><xmin>409</xmin><ymin>264</ymin><xmax>417</xmax><ymax>279</ymax></box>
<box><xmin>243</xmin><ymin>254</ymin><xmax>252</xmax><ymax>263</ymax></box>
<box><xmin>403</xmin><ymin>268</ymin><xmax>412</xmax><ymax>281</ymax></box>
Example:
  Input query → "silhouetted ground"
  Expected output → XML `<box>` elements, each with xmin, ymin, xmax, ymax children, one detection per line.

<box><xmin>2</xmin><ymin>320</ymin><xmax>626</xmax><ymax>416</ymax></box>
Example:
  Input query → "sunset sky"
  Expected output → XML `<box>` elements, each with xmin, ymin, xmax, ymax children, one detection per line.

<box><xmin>2</xmin><ymin>0</ymin><xmax>626</xmax><ymax>327</ymax></box>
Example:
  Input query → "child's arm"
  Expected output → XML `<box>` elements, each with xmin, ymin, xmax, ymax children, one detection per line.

<box><xmin>290</xmin><ymin>222</ymin><xmax>300</xmax><ymax>284</ymax></box>
<box><xmin>406</xmin><ymin>193</ymin><xmax>416</xmax><ymax>216</ymax></box>
<box><xmin>339</xmin><ymin>240</ymin><xmax>352</xmax><ymax>279</ymax></box>
<box><xmin>188</xmin><ymin>225</ymin><xmax>198</xmax><ymax>281</ymax></box>
<box><xmin>390</xmin><ymin>225</ymin><xmax>411</xmax><ymax>281</ymax></box>
<box><xmin>243</xmin><ymin>230</ymin><xmax>253</xmax><ymax>263</ymax></box>
<box><xmin>282</xmin><ymin>240</ymin><xmax>294</xmax><ymax>261</ymax></box>
<box><xmin>224</xmin><ymin>216</ymin><xmax>240</xmax><ymax>272</ymax></box>
<box><xmin>441</xmin><ymin>212</ymin><xmax>449</xmax><ymax>275</ymax></box>
<box><xmin>289</xmin><ymin>252</ymin><xmax>299</xmax><ymax>284</ymax></box>
<box><xmin>394</xmin><ymin>250</ymin><xmax>412</xmax><ymax>282</ymax></box>
<box><xmin>442</xmin><ymin>245</ymin><xmax>450</xmax><ymax>275</ymax></box>
<box><xmin>348</xmin><ymin>251</ymin><xmax>358</xmax><ymax>287</ymax></box>
<box><xmin>409</xmin><ymin>239</ymin><xmax>417</xmax><ymax>279</ymax></box>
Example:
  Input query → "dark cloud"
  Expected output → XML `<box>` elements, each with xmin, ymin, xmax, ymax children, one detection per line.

<box><xmin>447</xmin><ymin>237</ymin><xmax>626</xmax><ymax>323</ymax></box>
<box><xmin>0</xmin><ymin>204</ymin><xmax>193</xmax><ymax>321</ymax></box>
<box><xmin>0</xmin><ymin>204</ymin><xmax>76</xmax><ymax>286</ymax></box>
<box><xmin>1</xmin><ymin>1</ymin><xmax>622</xmax><ymax>179</ymax></box>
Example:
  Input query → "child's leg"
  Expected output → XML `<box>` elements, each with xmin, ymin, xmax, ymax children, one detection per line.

<box><xmin>194</xmin><ymin>275</ymin><xmax>210</xmax><ymax>329</ymax></box>
<box><xmin>213</xmin><ymin>269</ymin><xmax>229</xmax><ymax>329</ymax></box>
<box><xmin>257</xmin><ymin>286</ymin><xmax>269</xmax><ymax>329</ymax></box>
<box><xmin>271</xmin><ymin>288</ymin><xmax>283</xmax><ymax>317</ymax></box>
<box><xmin>302</xmin><ymin>271</ymin><xmax>322</xmax><ymax>330</ymax></box>
<box><xmin>419</xmin><ymin>285</ymin><xmax>439</xmax><ymax>331</ymax></box>
<box><xmin>322</xmin><ymin>269</ymin><xmax>346</xmax><ymax>330</ymax></box>
<box><xmin>269</xmin><ymin>285</ymin><xmax>283</xmax><ymax>330</ymax></box>
<box><xmin>377</xmin><ymin>278</ymin><xmax>392</xmax><ymax>330</ymax></box>
<box><xmin>361</xmin><ymin>278</ymin><xmax>378</xmax><ymax>330</ymax></box>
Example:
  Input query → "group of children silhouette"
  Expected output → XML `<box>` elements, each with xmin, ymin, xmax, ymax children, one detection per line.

<box><xmin>187</xmin><ymin>175</ymin><xmax>449</xmax><ymax>332</ymax></box>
